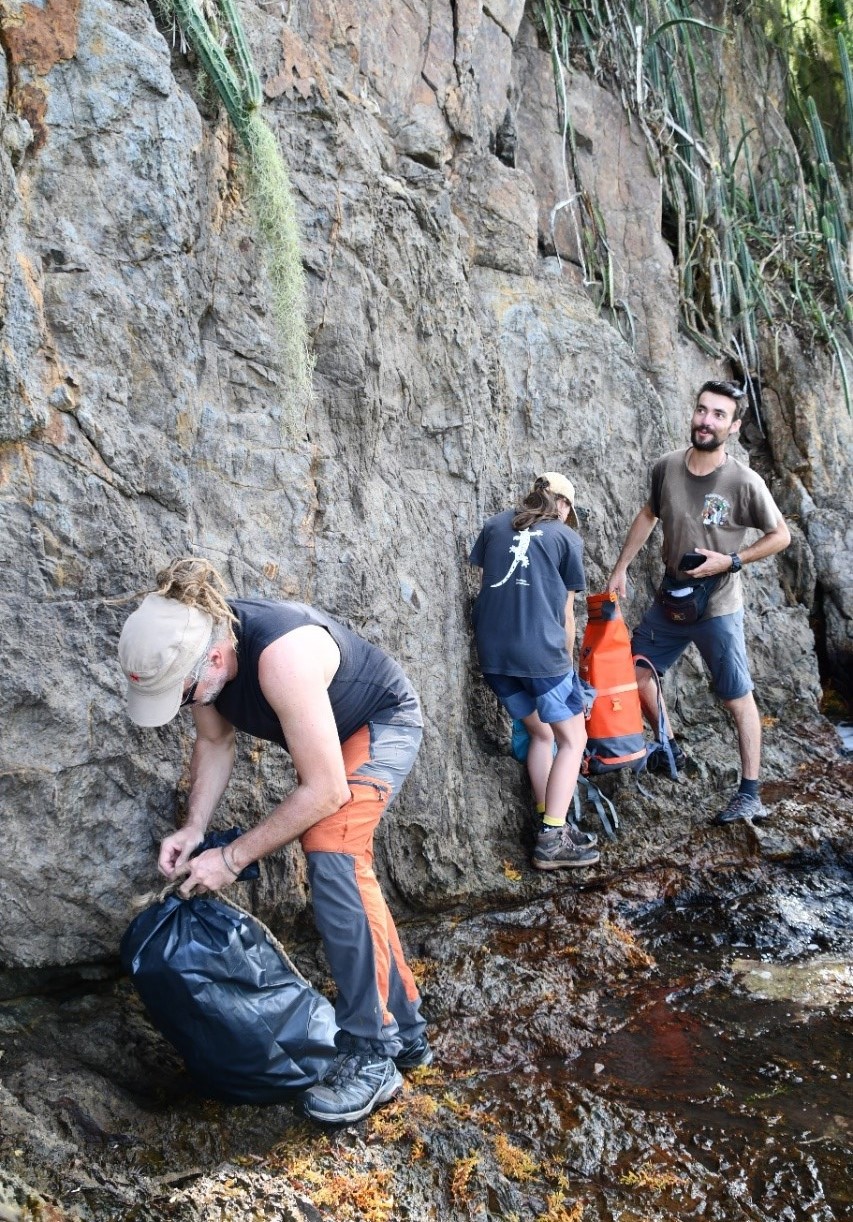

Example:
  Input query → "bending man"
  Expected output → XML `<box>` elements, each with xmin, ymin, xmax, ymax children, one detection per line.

<box><xmin>118</xmin><ymin>558</ymin><xmax>430</xmax><ymax>1124</ymax></box>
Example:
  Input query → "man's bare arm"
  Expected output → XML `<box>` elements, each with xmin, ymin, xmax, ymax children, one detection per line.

<box><xmin>229</xmin><ymin>628</ymin><xmax>351</xmax><ymax>867</ymax></box>
<box><xmin>742</xmin><ymin>518</ymin><xmax>791</xmax><ymax>561</ymax></box>
<box><xmin>159</xmin><ymin>705</ymin><xmax>236</xmax><ymax>878</ymax></box>
<box><xmin>177</xmin><ymin>626</ymin><xmax>351</xmax><ymax>895</ymax></box>
<box><xmin>688</xmin><ymin>518</ymin><xmax>792</xmax><ymax>577</ymax></box>
<box><xmin>607</xmin><ymin>504</ymin><xmax>659</xmax><ymax>596</ymax></box>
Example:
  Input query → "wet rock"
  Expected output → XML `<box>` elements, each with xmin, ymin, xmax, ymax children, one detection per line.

<box><xmin>0</xmin><ymin>768</ymin><xmax>851</xmax><ymax>1218</ymax></box>
<box><xmin>733</xmin><ymin>956</ymin><xmax>853</xmax><ymax>1006</ymax></box>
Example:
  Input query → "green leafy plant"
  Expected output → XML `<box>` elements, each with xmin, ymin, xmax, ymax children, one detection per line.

<box><xmin>535</xmin><ymin>0</ymin><xmax>853</xmax><ymax>414</ymax></box>
<box><xmin>159</xmin><ymin>0</ymin><xmax>312</xmax><ymax>429</ymax></box>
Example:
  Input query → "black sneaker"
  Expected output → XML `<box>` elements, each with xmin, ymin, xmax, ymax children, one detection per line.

<box><xmin>303</xmin><ymin>1052</ymin><xmax>403</xmax><ymax>1124</ymax></box>
<box><xmin>645</xmin><ymin>741</ymin><xmax>687</xmax><ymax>775</ymax></box>
<box><xmin>713</xmin><ymin>792</ymin><xmax>768</xmax><ymax>825</ymax></box>
<box><xmin>533</xmin><ymin>827</ymin><xmax>600</xmax><ymax>871</ymax></box>
<box><xmin>394</xmin><ymin>1035</ymin><xmax>434</xmax><ymax>1070</ymax></box>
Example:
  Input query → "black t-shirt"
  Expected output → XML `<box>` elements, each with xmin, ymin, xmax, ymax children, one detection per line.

<box><xmin>214</xmin><ymin>599</ymin><xmax>423</xmax><ymax>748</ymax></box>
<box><xmin>469</xmin><ymin>511</ymin><xmax>586</xmax><ymax>677</ymax></box>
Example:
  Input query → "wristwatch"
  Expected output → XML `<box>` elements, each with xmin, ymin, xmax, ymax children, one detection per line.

<box><xmin>729</xmin><ymin>552</ymin><xmax>743</xmax><ymax>573</ymax></box>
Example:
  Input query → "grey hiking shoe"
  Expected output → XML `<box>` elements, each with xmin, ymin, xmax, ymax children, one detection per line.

<box><xmin>566</xmin><ymin>822</ymin><xmax>598</xmax><ymax>849</ymax></box>
<box><xmin>303</xmin><ymin>1052</ymin><xmax>403</xmax><ymax>1124</ymax></box>
<box><xmin>713</xmin><ymin>792</ymin><xmax>768</xmax><ymax>825</ymax></box>
<box><xmin>533</xmin><ymin>826</ymin><xmax>600</xmax><ymax>871</ymax></box>
<box><xmin>394</xmin><ymin>1034</ymin><xmax>434</xmax><ymax>1070</ymax></box>
<box><xmin>537</xmin><ymin>820</ymin><xmax>597</xmax><ymax>848</ymax></box>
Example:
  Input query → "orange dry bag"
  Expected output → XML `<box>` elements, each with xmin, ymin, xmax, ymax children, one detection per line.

<box><xmin>578</xmin><ymin>592</ymin><xmax>646</xmax><ymax>774</ymax></box>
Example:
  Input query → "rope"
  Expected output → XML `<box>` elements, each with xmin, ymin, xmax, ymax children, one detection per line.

<box><xmin>128</xmin><ymin>881</ymin><xmax>183</xmax><ymax>914</ymax></box>
<box><xmin>215</xmin><ymin>892</ymin><xmax>311</xmax><ymax>986</ymax></box>
<box><xmin>127</xmin><ymin>882</ymin><xmax>312</xmax><ymax>986</ymax></box>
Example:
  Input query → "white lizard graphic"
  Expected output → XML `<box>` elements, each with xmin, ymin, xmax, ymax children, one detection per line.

<box><xmin>491</xmin><ymin>529</ymin><xmax>543</xmax><ymax>587</ymax></box>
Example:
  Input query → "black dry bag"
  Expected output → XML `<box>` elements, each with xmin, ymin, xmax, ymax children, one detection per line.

<box><xmin>120</xmin><ymin>894</ymin><xmax>338</xmax><ymax>1103</ymax></box>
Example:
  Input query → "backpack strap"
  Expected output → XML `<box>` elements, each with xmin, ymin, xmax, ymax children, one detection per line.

<box><xmin>632</xmin><ymin>653</ymin><xmax>679</xmax><ymax>780</ymax></box>
<box><xmin>634</xmin><ymin>764</ymin><xmax>657</xmax><ymax>800</ymax></box>
<box><xmin>575</xmin><ymin>775</ymin><xmax>619</xmax><ymax>840</ymax></box>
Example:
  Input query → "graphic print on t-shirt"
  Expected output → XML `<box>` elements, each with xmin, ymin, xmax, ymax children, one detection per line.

<box><xmin>702</xmin><ymin>493</ymin><xmax>731</xmax><ymax>527</ymax></box>
<box><xmin>491</xmin><ymin>529</ymin><xmax>544</xmax><ymax>588</ymax></box>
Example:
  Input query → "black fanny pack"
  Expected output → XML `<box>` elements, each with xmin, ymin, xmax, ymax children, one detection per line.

<box><xmin>657</xmin><ymin>573</ymin><xmax>720</xmax><ymax>624</ymax></box>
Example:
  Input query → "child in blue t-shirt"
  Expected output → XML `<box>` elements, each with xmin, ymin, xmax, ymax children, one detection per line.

<box><xmin>469</xmin><ymin>472</ymin><xmax>599</xmax><ymax>871</ymax></box>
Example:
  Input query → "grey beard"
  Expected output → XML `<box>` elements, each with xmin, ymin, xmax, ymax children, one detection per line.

<box><xmin>201</xmin><ymin>674</ymin><xmax>228</xmax><ymax>705</ymax></box>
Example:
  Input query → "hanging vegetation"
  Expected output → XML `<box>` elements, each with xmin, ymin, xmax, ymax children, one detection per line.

<box><xmin>158</xmin><ymin>0</ymin><xmax>312</xmax><ymax>431</ymax></box>
<box><xmin>535</xmin><ymin>0</ymin><xmax>853</xmax><ymax>415</ymax></box>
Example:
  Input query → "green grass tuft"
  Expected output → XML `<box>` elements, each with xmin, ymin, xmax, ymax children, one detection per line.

<box><xmin>160</xmin><ymin>0</ymin><xmax>312</xmax><ymax>432</ymax></box>
<box><xmin>243</xmin><ymin>111</ymin><xmax>314</xmax><ymax>417</ymax></box>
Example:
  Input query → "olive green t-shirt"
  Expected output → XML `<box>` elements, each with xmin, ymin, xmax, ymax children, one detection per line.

<box><xmin>649</xmin><ymin>449</ymin><xmax>782</xmax><ymax>617</ymax></box>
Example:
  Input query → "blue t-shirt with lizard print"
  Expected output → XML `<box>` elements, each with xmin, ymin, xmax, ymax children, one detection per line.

<box><xmin>469</xmin><ymin>510</ymin><xmax>586</xmax><ymax>677</ymax></box>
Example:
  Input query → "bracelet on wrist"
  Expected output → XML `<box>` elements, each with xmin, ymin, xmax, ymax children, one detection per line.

<box><xmin>220</xmin><ymin>844</ymin><xmax>240</xmax><ymax>877</ymax></box>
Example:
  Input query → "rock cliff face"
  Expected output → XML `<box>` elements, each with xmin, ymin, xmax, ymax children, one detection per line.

<box><xmin>0</xmin><ymin>0</ymin><xmax>848</xmax><ymax>967</ymax></box>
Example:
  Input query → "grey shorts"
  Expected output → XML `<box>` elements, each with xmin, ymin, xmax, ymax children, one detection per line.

<box><xmin>359</xmin><ymin>722</ymin><xmax>423</xmax><ymax>806</ymax></box>
<box><xmin>631</xmin><ymin>604</ymin><xmax>753</xmax><ymax>701</ymax></box>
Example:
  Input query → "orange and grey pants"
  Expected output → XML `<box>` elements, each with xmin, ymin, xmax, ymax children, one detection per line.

<box><xmin>300</xmin><ymin>721</ymin><xmax>426</xmax><ymax>1056</ymax></box>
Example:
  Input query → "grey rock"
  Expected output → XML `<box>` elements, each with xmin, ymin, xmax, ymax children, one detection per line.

<box><xmin>0</xmin><ymin>0</ymin><xmax>848</xmax><ymax>968</ymax></box>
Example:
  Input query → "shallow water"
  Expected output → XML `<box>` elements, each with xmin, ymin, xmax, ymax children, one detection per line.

<box><xmin>565</xmin><ymin>861</ymin><xmax>853</xmax><ymax>1218</ymax></box>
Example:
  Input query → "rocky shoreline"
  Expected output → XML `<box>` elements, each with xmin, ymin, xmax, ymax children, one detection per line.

<box><xmin>1</xmin><ymin>748</ymin><xmax>850</xmax><ymax>1222</ymax></box>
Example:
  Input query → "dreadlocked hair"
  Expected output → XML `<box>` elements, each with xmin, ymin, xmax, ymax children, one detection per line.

<box><xmin>154</xmin><ymin>558</ymin><xmax>238</xmax><ymax>646</ymax></box>
<box><xmin>512</xmin><ymin>477</ymin><xmax>563</xmax><ymax>531</ymax></box>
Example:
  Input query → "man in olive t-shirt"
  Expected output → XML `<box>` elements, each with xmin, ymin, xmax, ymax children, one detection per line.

<box><xmin>607</xmin><ymin>380</ymin><xmax>791</xmax><ymax>825</ymax></box>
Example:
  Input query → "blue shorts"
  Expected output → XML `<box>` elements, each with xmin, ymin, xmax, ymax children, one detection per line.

<box><xmin>483</xmin><ymin>671</ymin><xmax>585</xmax><ymax>724</ymax></box>
<box><xmin>631</xmin><ymin>604</ymin><xmax>753</xmax><ymax>701</ymax></box>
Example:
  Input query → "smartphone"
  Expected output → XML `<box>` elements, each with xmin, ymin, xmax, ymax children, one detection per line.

<box><xmin>679</xmin><ymin>551</ymin><xmax>705</xmax><ymax>571</ymax></box>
